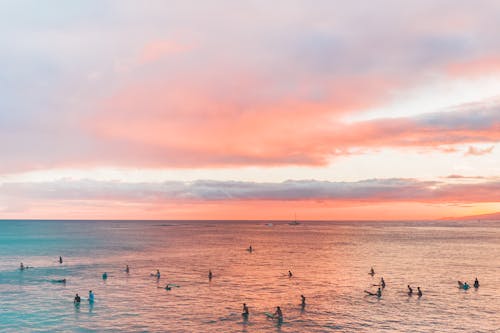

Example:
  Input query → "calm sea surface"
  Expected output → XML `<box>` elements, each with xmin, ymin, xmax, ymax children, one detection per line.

<box><xmin>0</xmin><ymin>220</ymin><xmax>499</xmax><ymax>332</ymax></box>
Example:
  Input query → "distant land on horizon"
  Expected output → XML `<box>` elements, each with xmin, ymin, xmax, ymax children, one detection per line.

<box><xmin>441</xmin><ymin>211</ymin><xmax>500</xmax><ymax>221</ymax></box>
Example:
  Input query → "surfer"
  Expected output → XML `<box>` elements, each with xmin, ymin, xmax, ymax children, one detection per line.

<box><xmin>247</xmin><ymin>245</ymin><xmax>253</xmax><ymax>253</ymax></box>
<box><xmin>155</xmin><ymin>269</ymin><xmax>161</xmax><ymax>279</ymax></box>
<box><xmin>364</xmin><ymin>287</ymin><xmax>382</xmax><ymax>297</ymax></box>
<box><xmin>59</xmin><ymin>256</ymin><xmax>63</xmax><ymax>264</ymax></box>
<box><xmin>125</xmin><ymin>265</ymin><xmax>129</xmax><ymax>273</ymax></box>
<box><xmin>74</xmin><ymin>293</ymin><xmax>81</xmax><ymax>304</ymax></box>
<box><xmin>369</xmin><ymin>267</ymin><xmax>375</xmax><ymax>275</ymax></box>
<box><xmin>417</xmin><ymin>287</ymin><xmax>422</xmax><ymax>297</ymax></box>
<box><xmin>52</xmin><ymin>279</ymin><xmax>66</xmax><ymax>284</ymax></box>
<box><xmin>301</xmin><ymin>294</ymin><xmax>306</xmax><ymax>307</ymax></box>
<box><xmin>288</xmin><ymin>270</ymin><xmax>293</xmax><ymax>278</ymax></box>
<box><xmin>407</xmin><ymin>285</ymin><xmax>413</xmax><ymax>295</ymax></box>
<box><xmin>463</xmin><ymin>282</ymin><xmax>470</xmax><ymax>290</ymax></box>
<box><xmin>20</xmin><ymin>262</ymin><xmax>25</xmax><ymax>270</ymax></box>
<box><xmin>165</xmin><ymin>284</ymin><xmax>172</xmax><ymax>290</ymax></box>
<box><xmin>380</xmin><ymin>277</ymin><xmax>386</xmax><ymax>288</ymax></box>
<box><xmin>474</xmin><ymin>278</ymin><xmax>479</xmax><ymax>288</ymax></box>
<box><xmin>88</xmin><ymin>290</ymin><xmax>94</xmax><ymax>302</ymax></box>
<box><xmin>242</xmin><ymin>303</ymin><xmax>249</xmax><ymax>317</ymax></box>
<box><xmin>102</xmin><ymin>272</ymin><xmax>108</xmax><ymax>280</ymax></box>
<box><xmin>208</xmin><ymin>270</ymin><xmax>213</xmax><ymax>280</ymax></box>
<box><xmin>274</xmin><ymin>306</ymin><xmax>283</xmax><ymax>322</ymax></box>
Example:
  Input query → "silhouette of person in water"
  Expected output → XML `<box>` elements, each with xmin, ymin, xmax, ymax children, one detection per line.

<box><xmin>474</xmin><ymin>278</ymin><xmax>479</xmax><ymax>288</ymax></box>
<box><xmin>59</xmin><ymin>256</ymin><xmax>63</xmax><ymax>264</ymax></box>
<box><xmin>74</xmin><ymin>293</ymin><xmax>81</xmax><ymax>304</ymax></box>
<box><xmin>274</xmin><ymin>306</ymin><xmax>283</xmax><ymax>321</ymax></box>
<box><xmin>301</xmin><ymin>295</ymin><xmax>306</xmax><ymax>307</ymax></box>
<box><xmin>125</xmin><ymin>265</ymin><xmax>129</xmax><ymax>273</ymax></box>
<box><xmin>88</xmin><ymin>290</ymin><xmax>95</xmax><ymax>302</ymax></box>
<box><xmin>380</xmin><ymin>277</ymin><xmax>386</xmax><ymax>288</ymax></box>
<box><xmin>20</xmin><ymin>262</ymin><xmax>25</xmax><ymax>270</ymax></box>
<box><xmin>417</xmin><ymin>287</ymin><xmax>422</xmax><ymax>297</ymax></box>
<box><xmin>288</xmin><ymin>270</ymin><xmax>293</xmax><ymax>278</ymax></box>
<box><xmin>102</xmin><ymin>272</ymin><xmax>108</xmax><ymax>280</ymax></box>
<box><xmin>242</xmin><ymin>303</ymin><xmax>249</xmax><ymax>316</ymax></box>
<box><xmin>248</xmin><ymin>245</ymin><xmax>253</xmax><ymax>253</ymax></box>
<box><xmin>407</xmin><ymin>285</ymin><xmax>413</xmax><ymax>295</ymax></box>
<box><xmin>208</xmin><ymin>270</ymin><xmax>213</xmax><ymax>280</ymax></box>
<box><xmin>370</xmin><ymin>267</ymin><xmax>375</xmax><ymax>275</ymax></box>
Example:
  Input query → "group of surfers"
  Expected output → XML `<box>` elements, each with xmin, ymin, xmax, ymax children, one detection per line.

<box><xmin>365</xmin><ymin>267</ymin><xmax>480</xmax><ymax>298</ymax></box>
<box><xmin>73</xmin><ymin>290</ymin><xmax>94</xmax><ymax>305</ymax></box>
<box><xmin>366</xmin><ymin>267</ymin><xmax>422</xmax><ymax>298</ymax></box>
<box><xmin>458</xmin><ymin>278</ymin><xmax>480</xmax><ymax>290</ymax></box>
<box><xmin>20</xmin><ymin>254</ymin><xmax>482</xmax><ymax>324</ymax></box>
<box><xmin>241</xmin><ymin>295</ymin><xmax>306</xmax><ymax>323</ymax></box>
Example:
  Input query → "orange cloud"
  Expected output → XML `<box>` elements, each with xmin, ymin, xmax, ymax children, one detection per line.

<box><xmin>83</xmin><ymin>85</ymin><xmax>500</xmax><ymax>168</ymax></box>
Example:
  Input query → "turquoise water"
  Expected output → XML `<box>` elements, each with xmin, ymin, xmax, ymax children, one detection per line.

<box><xmin>0</xmin><ymin>220</ymin><xmax>499</xmax><ymax>332</ymax></box>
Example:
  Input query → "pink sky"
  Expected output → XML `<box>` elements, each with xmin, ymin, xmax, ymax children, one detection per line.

<box><xmin>0</xmin><ymin>1</ymin><xmax>499</xmax><ymax>220</ymax></box>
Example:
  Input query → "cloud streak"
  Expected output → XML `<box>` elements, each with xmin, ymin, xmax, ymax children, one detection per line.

<box><xmin>2</xmin><ymin>178</ymin><xmax>499</xmax><ymax>204</ymax></box>
<box><xmin>465</xmin><ymin>145</ymin><xmax>494</xmax><ymax>156</ymax></box>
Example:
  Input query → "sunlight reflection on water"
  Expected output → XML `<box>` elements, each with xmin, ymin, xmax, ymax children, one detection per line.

<box><xmin>0</xmin><ymin>220</ymin><xmax>499</xmax><ymax>332</ymax></box>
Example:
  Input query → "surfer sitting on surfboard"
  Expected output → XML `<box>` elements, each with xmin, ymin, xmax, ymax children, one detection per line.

<box><xmin>407</xmin><ymin>285</ymin><xmax>413</xmax><ymax>295</ymax></box>
<box><xmin>474</xmin><ymin>278</ymin><xmax>479</xmax><ymax>288</ymax></box>
<box><xmin>458</xmin><ymin>281</ymin><xmax>470</xmax><ymax>290</ymax></box>
<box><xmin>19</xmin><ymin>263</ymin><xmax>33</xmax><ymax>270</ymax></box>
<box><xmin>364</xmin><ymin>287</ymin><xmax>382</xmax><ymax>297</ymax></box>
<box><xmin>369</xmin><ymin>267</ymin><xmax>375</xmax><ymax>275</ymax></box>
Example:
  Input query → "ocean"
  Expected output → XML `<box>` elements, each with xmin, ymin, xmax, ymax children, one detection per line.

<box><xmin>0</xmin><ymin>220</ymin><xmax>499</xmax><ymax>332</ymax></box>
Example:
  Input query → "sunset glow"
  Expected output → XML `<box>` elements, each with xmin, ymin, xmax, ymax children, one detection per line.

<box><xmin>1</xmin><ymin>1</ymin><xmax>499</xmax><ymax>220</ymax></box>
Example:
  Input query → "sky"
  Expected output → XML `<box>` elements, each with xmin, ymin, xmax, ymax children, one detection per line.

<box><xmin>0</xmin><ymin>0</ymin><xmax>499</xmax><ymax>220</ymax></box>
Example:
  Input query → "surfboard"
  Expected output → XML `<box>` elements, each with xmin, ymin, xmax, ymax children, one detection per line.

<box><xmin>264</xmin><ymin>312</ymin><xmax>274</xmax><ymax>318</ymax></box>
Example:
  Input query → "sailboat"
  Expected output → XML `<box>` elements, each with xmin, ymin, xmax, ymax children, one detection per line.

<box><xmin>288</xmin><ymin>213</ymin><xmax>300</xmax><ymax>225</ymax></box>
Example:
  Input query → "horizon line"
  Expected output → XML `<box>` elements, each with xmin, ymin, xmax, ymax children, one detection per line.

<box><xmin>0</xmin><ymin>218</ymin><xmax>494</xmax><ymax>222</ymax></box>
